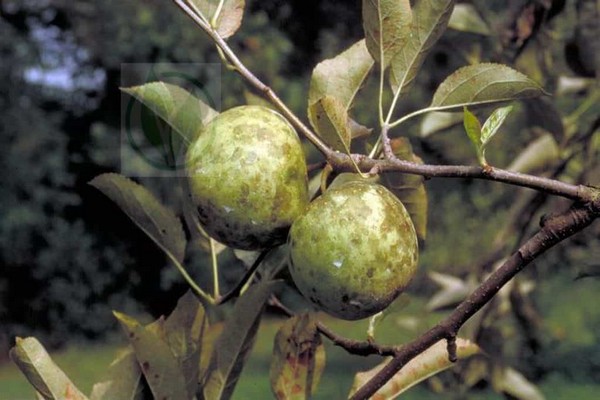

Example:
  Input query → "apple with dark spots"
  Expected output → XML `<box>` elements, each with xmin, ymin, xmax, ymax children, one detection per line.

<box><xmin>186</xmin><ymin>105</ymin><xmax>309</xmax><ymax>250</ymax></box>
<box><xmin>287</xmin><ymin>180</ymin><xmax>418</xmax><ymax>320</ymax></box>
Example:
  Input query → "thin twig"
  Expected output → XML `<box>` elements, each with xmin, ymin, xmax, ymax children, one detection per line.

<box><xmin>350</xmin><ymin>200</ymin><xmax>600</xmax><ymax>399</ymax></box>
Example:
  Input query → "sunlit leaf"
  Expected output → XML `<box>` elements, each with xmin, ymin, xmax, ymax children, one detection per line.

<box><xmin>308</xmin><ymin>39</ymin><xmax>374</xmax><ymax>109</ymax></box>
<box><xmin>308</xmin><ymin>96</ymin><xmax>352</xmax><ymax>153</ymax></box>
<box><xmin>381</xmin><ymin>138</ymin><xmax>428</xmax><ymax>241</ymax></box>
<box><xmin>90</xmin><ymin>349</ymin><xmax>144</xmax><ymax>400</ymax></box>
<box><xmin>462</xmin><ymin>107</ymin><xmax>482</xmax><ymax>150</ymax></box>
<box><xmin>121</xmin><ymin>81</ymin><xmax>218</xmax><ymax>146</ymax></box>
<box><xmin>189</xmin><ymin>0</ymin><xmax>245</xmax><ymax>39</ymax></box>
<box><xmin>493</xmin><ymin>367</ymin><xmax>544</xmax><ymax>400</ymax></box>
<box><xmin>203</xmin><ymin>280</ymin><xmax>283</xmax><ymax>400</ymax></box>
<box><xmin>89</xmin><ymin>173</ymin><xmax>187</xmax><ymax>264</ymax></box>
<box><xmin>269</xmin><ymin>314</ymin><xmax>326</xmax><ymax>400</ymax></box>
<box><xmin>164</xmin><ymin>290</ymin><xmax>208</xmax><ymax>399</ymax></box>
<box><xmin>430</xmin><ymin>64</ymin><xmax>546</xmax><ymax>111</ymax></box>
<box><xmin>448</xmin><ymin>3</ymin><xmax>490</xmax><ymax>35</ymax></box>
<box><xmin>507</xmin><ymin>132</ymin><xmax>560</xmax><ymax>174</ymax></box>
<box><xmin>362</xmin><ymin>0</ymin><xmax>412</xmax><ymax>67</ymax></box>
<box><xmin>10</xmin><ymin>337</ymin><xmax>88</xmax><ymax>400</ymax></box>
<box><xmin>349</xmin><ymin>338</ymin><xmax>479</xmax><ymax>399</ymax></box>
<box><xmin>390</xmin><ymin>0</ymin><xmax>455</xmax><ymax>94</ymax></box>
<box><xmin>420</xmin><ymin>111</ymin><xmax>463</xmax><ymax>137</ymax></box>
<box><xmin>426</xmin><ymin>272</ymin><xmax>477</xmax><ymax>311</ymax></box>
<box><xmin>114</xmin><ymin>312</ymin><xmax>190</xmax><ymax>400</ymax></box>
<box><xmin>481</xmin><ymin>105</ymin><xmax>514</xmax><ymax>147</ymax></box>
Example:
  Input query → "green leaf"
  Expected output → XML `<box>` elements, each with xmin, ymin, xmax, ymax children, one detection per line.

<box><xmin>507</xmin><ymin>132</ymin><xmax>560</xmax><ymax>174</ymax></box>
<box><xmin>420</xmin><ymin>111</ymin><xmax>463</xmax><ymax>137</ymax></box>
<box><xmin>430</xmin><ymin>63</ymin><xmax>546</xmax><ymax>111</ymax></box>
<box><xmin>463</xmin><ymin>107</ymin><xmax>482</xmax><ymax>148</ymax></box>
<box><xmin>10</xmin><ymin>337</ymin><xmax>88</xmax><ymax>400</ymax></box>
<box><xmin>203</xmin><ymin>280</ymin><xmax>283</xmax><ymax>400</ymax></box>
<box><xmin>481</xmin><ymin>105</ymin><xmax>514</xmax><ymax>147</ymax></box>
<box><xmin>269</xmin><ymin>314</ymin><xmax>326</xmax><ymax>400</ymax></box>
<box><xmin>121</xmin><ymin>81</ymin><xmax>218</xmax><ymax>146</ymax></box>
<box><xmin>114</xmin><ymin>312</ymin><xmax>190</xmax><ymax>400</ymax></box>
<box><xmin>189</xmin><ymin>0</ymin><xmax>245</xmax><ymax>39</ymax></box>
<box><xmin>381</xmin><ymin>138</ymin><xmax>428</xmax><ymax>241</ymax></box>
<box><xmin>308</xmin><ymin>39</ymin><xmax>374</xmax><ymax>110</ymax></box>
<box><xmin>308</xmin><ymin>96</ymin><xmax>352</xmax><ymax>153</ymax></box>
<box><xmin>89</xmin><ymin>173</ymin><xmax>186</xmax><ymax>264</ymax></box>
<box><xmin>390</xmin><ymin>0</ymin><xmax>455</xmax><ymax>94</ymax></box>
<box><xmin>349</xmin><ymin>338</ymin><xmax>479</xmax><ymax>399</ymax></box>
<box><xmin>362</xmin><ymin>0</ymin><xmax>412</xmax><ymax>68</ymax></box>
<box><xmin>164</xmin><ymin>290</ymin><xmax>208</xmax><ymax>399</ymax></box>
<box><xmin>90</xmin><ymin>349</ymin><xmax>144</xmax><ymax>400</ymax></box>
<box><xmin>448</xmin><ymin>3</ymin><xmax>490</xmax><ymax>35</ymax></box>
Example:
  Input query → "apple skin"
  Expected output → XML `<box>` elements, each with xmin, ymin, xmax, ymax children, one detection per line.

<box><xmin>288</xmin><ymin>180</ymin><xmax>418</xmax><ymax>320</ymax></box>
<box><xmin>186</xmin><ymin>105</ymin><xmax>309</xmax><ymax>250</ymax></box>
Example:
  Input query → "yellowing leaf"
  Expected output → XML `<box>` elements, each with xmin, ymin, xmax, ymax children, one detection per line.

<box><xmin>349</xmin><ymin>338</ymin><xmax>479</xmax><ymax>399</ymax></box>
<box><xmin>269</xmin><ymin>314</ymin><xmax>326</xmax><ymax>400</ymax></box>
<box><xmin>431</xmin><ymin>63</ymin><xmax>546</xmax><ymax>110</ymax></box>
<box><xmin>362</xmin><ymin>0</ymin><xmax>412</xmax><ymax>68</ymax></box>
<box><xmin>10</xmin><ymin>337</ymin><xmax>88</xmax><ymax>400</ymax></box>
<box><xmin>390</xmin><ymin>0</ymin><xmax>455</xmax><ymax>94</ymax></box>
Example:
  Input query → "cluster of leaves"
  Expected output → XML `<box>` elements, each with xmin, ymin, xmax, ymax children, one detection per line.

<box><xmin>10</xmin><ymin>0</ymin><xmax>600</xmax><ymax>399</ymax></box>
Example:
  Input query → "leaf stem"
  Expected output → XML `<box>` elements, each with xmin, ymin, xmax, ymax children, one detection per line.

<box><xmin>168</xmin><ymin>252</ymin><xmax>214</xmax><ymax>304</ymax></box>
<box><xmin>215</xmin><ymin>247</ymin><xmax>272</xmax><ymax>304</ymax></box>
<box><xmin>210</xmin><ymin>238</ymin><xmax>220</xmax><ymax>298</ymax></box>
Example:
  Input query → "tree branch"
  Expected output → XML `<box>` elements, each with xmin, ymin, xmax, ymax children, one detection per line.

<box><xmin>350</xmin><ymin>200</ymin><xmax>600</xmax><ymax>399</ymax></box>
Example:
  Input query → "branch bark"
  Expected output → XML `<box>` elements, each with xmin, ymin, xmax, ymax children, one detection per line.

<box><xmin>350</xmin><ymin>200</ymin><xmax>600</xmax><ymax>399</ymax></box>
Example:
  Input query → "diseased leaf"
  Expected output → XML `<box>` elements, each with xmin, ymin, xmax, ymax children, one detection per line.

<box><xmin>362</xmin><ymin>0</ymin><xmax>412</xmax><ymax>67</ymax></box>
<box><xmin>448</xmin><ymin>3</ymin><xmax>490</xmax><ymax>35</ymax></box>
<box><xmin>420</xmin><ymin>111</ymin><xmax>463</xmax><ymax>137</ymax></box>
<box><xmin>203</xmin><ymin>280</ymin><xmax>283</xmax><ymax>400</ymax></box>
<box><xmin>10</xmin><ymin>337</ymin><xmax>88</xmax><ymax>400</ymax></box>
<box><xmin>308</xmin><ymin>39</ymin><xmax>374</xmax><ymax>109</ymax></box>
<box><xmin>390</xmin><ymin>0</ymin><xmax>455</xmax><ymax>94</ymax></box>
<box><xmin>382</xmin><ymin>138</ymin><xmax>428</xmax><ymax>241</ymax></box>
<box><xmin>507</xmin><ymin>132</ymin><xmax>560</xmax><ymax>174</ymax></box>
<box><xmin>114</xmin><ymin>312</ymin><xmax>190</xmax><ymax>400</ymax></box>
<box><xmin>90</xmin><ymin>349</ymin><xmax>144</xmax><ymax>400</ymax></box>
<box><xmin>349</xmin><ymin>338</ymin><xmax>479</xmax><ymax>399</ymax></box>
<box><xmin>164</xmin><ymin>291</ymin><xmax>208</xmax><ymax>399</ymax></box>
<box><xmin>308</xmin><ymin>96</ymin><xmax>352</xmax><ymax>153</ymax></box>
<box><xmin>481</xmin><ymin>105</ymin><xmax>514</xmax><ymax>146</ymax></box>
<box><xmin>189</xmin><ymin>0</ymin><xmax>245</xmax><ymax>39</ymax></box>
<box><xmin>121</xmin><ymin>82</ymin><xmax>218</xmax><ymax>146</ymax></box>
<box><xmin>269</xmin><ymin>314</ymin><xmax>326</xmax><ymax>400</ymax></box>
<box><xmin>430</xmin><ymin>63</ymin><xmax>546</xmax><ymax>111</ymax></box>
<box><xmin>89</xmin><ymin>173</ymin><xmax>186</xmax><ymax>264</ymax></box>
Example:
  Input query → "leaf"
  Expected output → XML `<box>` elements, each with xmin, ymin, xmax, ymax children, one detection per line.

<box><xmin>308</xmin><ymin>96</ymin><xmax>352</xmax><ymax>153</ymax></box>
<box><xmin>233</xmin><ymin>245</ymin><xmax>289</xmax><ymax>280</ymax></box>
<box><xmin>420</xmin><ymin>111</ymin><xmax>463</xmax><ymax>137</ymax></box>
<box><xmin>493</xmin><ymin>367</ymin><xmax>545</xmax><ymax>400</ymax></box>
<box><xmin>507</xmin><ymin>132</ymin><xmax>560</xmax><ymax>174</ymax></box>
<box><xmin>362</xmin><ymin>0</ymin><xmax>412</xmax><ymax>67</ymax></box>
<box><xmin>90</xmin><ymin>349</ymin><xmax>144</xmax><ymax>400</ymax></box>
<box><xmin>349</xmin><ymin>338</ymin><xmax>479</xmax><ymax>399</ymax></box>
<box><xmin>10</xmin><ymin>337</ymin><xmax>88</xmax><ymax>400</ymax></box>
<box><xmin>448</xmin><ymin>4</ymin><xmax>490</xmax><ymax>36</ymax></box>
<box><xmin>199</xmin><ymin>322</ymin><xmax>225</xmax><ymax>384</ymax></box>
<box><xmin>463</xmin><ymin>107</ymin><xmax>482</xmax><ymax>150</ymax></box>
<box><xmin>430</xmin><ymin>63</ymin><xmax>546</xmax><ymax>111</ymax></box>
<box><xmin>203</xmin><ymin>280</ymin><xmax>283</xmax><ymax>400</ymax></box>
<box><xmin>269</xmin><ymin>314</ymin><xmax>326</xmax><ymax>400</ymax></box>
<box><xmin>308</xmin><ymin>39</ymin><xmax>374</xmax><ymax>110</ymax></box>
<box><xmin>115</xmin><ymin>312</ymin><xmax>190</xmax><ymax>400</ymax></box>
<box><xmin>426</xmin><ymin>272</ymin><xmax>477</xmax><ymax>311</ymax></box>
<box><xmin>89</xmin><ymin>173</ymin><xmax>186</xmax><ymax>264</ymax></box>
<box><xmin>381</xmin><ymin>138</ymin><xmax>428</xmax><ymax>241</ymax></box>
<box><xmin>164</xmin><ymin>290</ymin><xmax>208</xmax><ymax>399</ymax></box>
<box><xmin>481</xmin><ymin>105</ymin><xmax>514</xmax><ymax>147</ymax></box>
<box><xmin>189</xmin><ymin>0</ymin><xmax>245</xmax><ymax>39</ymax></box>
<box><xmin>390</xmin><ymin>0</ymin><xmax>455</xmax><ymax>94</ymax></box>
<box><xmin>121</xmin><ymin>81</ymin><xmax>218</xmax><ymax>146</ymax></box>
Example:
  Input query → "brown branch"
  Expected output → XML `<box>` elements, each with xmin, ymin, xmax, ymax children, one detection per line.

<box><xmin>350</xmin><ymin>200</ymin><xmax>600</xmax><ymax>399</ymax></box>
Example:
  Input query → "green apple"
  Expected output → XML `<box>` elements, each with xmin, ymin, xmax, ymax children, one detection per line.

<box><xmin>186</xmin><ymin>105</ymin><xmax>309</xmax><ymax>250</ymax></box>
<box><xmin>288</xmin><ymin>180</ymin><xmax>418</xmax><ymax>320</ymax></box>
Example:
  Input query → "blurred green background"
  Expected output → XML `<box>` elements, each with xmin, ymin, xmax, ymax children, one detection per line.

<box><xmin>1</xmin><ymin>0</ymin><xmax>599</xmax><ymax>398</ymax></box>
